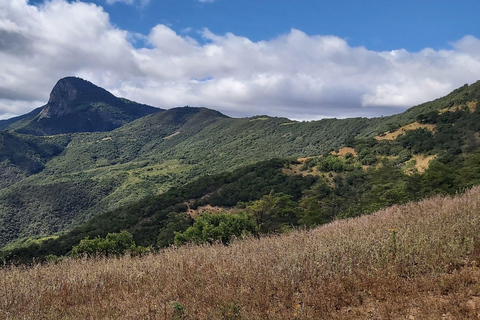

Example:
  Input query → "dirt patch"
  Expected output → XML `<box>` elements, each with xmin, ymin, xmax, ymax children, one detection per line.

<box><xmin>163</xmin><ymin>131</ymin><xmax>180</xmax><ymax>140</ymax></box>
<box><xmin>467</xmin><ymin>101</ymin><xmax>478</xmax><ymax>112</ymax></box>
<box><xmin>186</xmin><ymin>205</ymin><xmax>237</xmax><ymax>218</ymax></box>
<box><xmin>282</xmin><ymin>156</ymin><xmax>325</xmax><ymax>177</ymax></box>
<box><xmin>440</xmin><ymin>100</ymin><xmax>477</xmax><ymax>114</ymax></box>
<box><xmin>332</xmin><ymin>147</ymin><xmax>357</xmax><ymax>157</ymax></box>
<box><xmin>405</xmin><ymin>154</ymin><xmax>436</xmax><ymax>174</ymax></box>
<box><xmin>414</xmin><ymin>155</ymin><xmax>436</xmax><ymax>173</ymax></box>
<box><xmin>249</xmin><ymin>117</ymin><xmax>269</xmax><ymax>121</ymax></box>
<box><xmin>296</xmin><ymin>156</ymin><xmax>317</xmax><ymax>162</ymax></box>
<box><xmin>375</xmin><ymin>122</ymin><xmax>436</xmax><ymax>141</ymax></box>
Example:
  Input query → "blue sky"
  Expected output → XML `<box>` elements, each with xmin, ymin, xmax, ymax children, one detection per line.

<box><xmin>1</xmin><ymin>0</ymin><xmax>480</xmax><ymax>120</ymax></box>
<box><xmin>97</xmin><ymin>0</ymin><xmax>480</xmax><ymax>52</ymax></box>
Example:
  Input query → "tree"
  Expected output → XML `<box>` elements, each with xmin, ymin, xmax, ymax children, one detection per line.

<box><xmin>174</xmin><ymin>212</ymin><xmax>257</xmax><ymax>245</ymax></box>
<box><xmin>71</xmin><ymin>231</ymin><xmax>148</xmax><ymax>256</ymax></box>
<box><xmin>246</xmin><ymin>191</ymin><xmax>299</xmax><ymax>232</ymax></box>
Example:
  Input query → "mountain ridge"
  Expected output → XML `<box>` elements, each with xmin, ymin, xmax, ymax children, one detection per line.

<box><xmin>2</xmin><ymin>77</ymin><xmax>161</xmax><ymax>135</ymax></box>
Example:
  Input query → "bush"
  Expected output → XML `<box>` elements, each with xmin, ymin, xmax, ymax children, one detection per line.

<box><xmin>174</xmin><ymin>212</ymin><xmax>258</xmax><ymax>246</ymax></box>
<box><xmin>71</xmin><ymin>231</ymin><xmax>149</xmax><ymax>256</ymax></box>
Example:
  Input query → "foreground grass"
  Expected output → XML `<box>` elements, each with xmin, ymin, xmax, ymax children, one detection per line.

<box><xmin>3</xmin><ymin>187</ymin><xmax>480</xmax><ymax>319</ymax></box>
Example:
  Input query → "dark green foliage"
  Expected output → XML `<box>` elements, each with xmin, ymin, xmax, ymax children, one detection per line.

<box><xmin>398</xmin><ymin>129</ymin><xmax>435</xmax><ymax>153</ymax></box>
<box><xmin>0</xmin><ymin>176</ymin><xmax>124</xmax><ymax>247</ymax></box>
<box><xmin>156</xmin><ymin>213</ymin><xmax>193</xmax><ymax>247</ymax></box>
<box><xmin>246</xmin><ymin>192</ymin><xmax>299</xmax><ymax>232</ymax></box>
<box><xmin>317</xmin><ymin>154</ymin><xmax>356</xmax><ymax>172</ymax></box>
<box><xmin>417</xmin><ymin>111</ymin><xmax>439</xmax><ymax>124</ymax></box>
<box><xmin>72</xmin><ymin>231</ymin><xmax>149</xmax><ymax>256</ymax></box>
<box><xmin>0</xmin><ymin>159</ymin><xmax>316</xmax><ymax>263</ymax></box>
<box><xmin>174</xmin><ymin>212</ymin><xmax>257</xmax><ymax>245</ymax></box>
<box><xmin>0</xmin><ymin>131</ymin><xmax>69</xmax><ymax>175</ymax></box>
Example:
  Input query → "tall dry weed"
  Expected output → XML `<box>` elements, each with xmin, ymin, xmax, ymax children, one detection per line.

<box><xmin>2</xmin><ymin>187</ymin><xmax>480</xmax><ymax>319</ymax></box>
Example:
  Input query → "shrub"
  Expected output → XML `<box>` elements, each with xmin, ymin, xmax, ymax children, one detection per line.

<box><xmin>174</xmin><ymin>212</ymin><xmax>257</xmax><ymax>245</ymax></box>
<box><xmin>71</xmin><ymin>231</ymin><xmax>149</xmax><ymax>256</ymax></box>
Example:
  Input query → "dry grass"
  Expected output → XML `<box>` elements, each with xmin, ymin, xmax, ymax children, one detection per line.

<box><xmin>282</xmin><ymin>157</ymin><xmax>323</xmax><ymax>177</ymax></box>
<box><xmin>440</xmin><ymin>101</ymin><xmax>477</xmax><ymax>114</ymax></box>
<box><xmin>375</xmin><ymin>122</ymin><xmax>436</xmax><ymax>141</ymax></box>
<box><xmin>186</xmin><ymin>205</ymin><xmax>239</xmax><ymax>218</ymax></box>
<box><xmin>3</xmin><ymin>187</ymin><xmax>480</xmax><ymax>319</ymax></box>
<box><xmin>404</xmin><ymin>154</ymin><xmax>437</xmax><ymax>174</ymax></box>
<box><xmin>331</xmin><ymin>147</ymin><xmax>357</xmax><ymax>157</ymax></box>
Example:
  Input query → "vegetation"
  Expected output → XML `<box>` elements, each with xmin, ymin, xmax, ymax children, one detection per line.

<box><xmin>72</xmin><ymin>231</ymin><xmax>150</xmax><ymax>257</ymax></box>
<box><xmin>2</xmin><ymin>80</ymin><xmax>480</xmax><ymax>263</ymax></box>
<box><xmin>3</xmin><ymin>187</ymin><xmax>480</xmax><ymax>319</ymax></box>
<box><xmin>174</xmin><ymin>212</ymin><xmax>257</xmax><ymax>245</ymax></box>
<box><xmin>3</xmin><ymin>78</ymin><xmax>480</xmax><ymax>317</ymax></box>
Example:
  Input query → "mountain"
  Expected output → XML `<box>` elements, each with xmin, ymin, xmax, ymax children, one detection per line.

<box><xmin>2</xmin><ymin>77</ymin><xmax>161</xmax><ymax>135</ymax></box>
<box><xmin>1</xmin><ymin>79</ymin><xmax>480</xmax><ymax>255</ymax></box>
<box><xmin>0</xmin><ymin>107</ymin><xmax>43</xmax><ymax>131</ymax></box>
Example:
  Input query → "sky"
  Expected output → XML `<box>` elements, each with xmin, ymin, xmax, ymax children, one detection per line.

<box><xmin>1</xmin><ymin>0</ymin><xmax>480</xmax><ymax>120</ymax></box>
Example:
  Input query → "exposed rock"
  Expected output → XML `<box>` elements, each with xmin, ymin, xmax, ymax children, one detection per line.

<box><xmin>38</xmin><ymin>77</ymin><xmax>114</xmax><ymax>119</ymax></box>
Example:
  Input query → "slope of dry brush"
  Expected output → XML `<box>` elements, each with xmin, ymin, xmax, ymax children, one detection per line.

<box><xmin>3</xmin><ymin>187</ymin><xmax>480</xmax><ymax>319</ymax></box>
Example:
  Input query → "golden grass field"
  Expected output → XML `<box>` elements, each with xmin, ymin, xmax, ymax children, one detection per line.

<box><xmin>3</xmin><ymin>187</ymin><xmax>480</xmax><ymax>319</ymax></box>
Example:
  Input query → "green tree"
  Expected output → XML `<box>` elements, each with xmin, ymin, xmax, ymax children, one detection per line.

<box><xmin>246</xmin><ymin>191</ymin><xmax>299</xmax><ymax>232</ymax></box>
<box><xmin>71</xmin><ymin>231</ymin><xmax>147</xmax><ymax>256</ymax></box>
<box><xmin>157</xmin><ymin>213</ymin><xmax>193</xmax><ymax>247</ymax></box>
<box><xmin>174</xmin><ymin>212</ymin><xmax>257</xmax><ymax>246</ymax></box>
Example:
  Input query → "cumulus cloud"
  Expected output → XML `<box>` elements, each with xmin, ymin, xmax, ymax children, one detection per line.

<box><xmin>1</xmin><ymin>0</ymin><xmax>480</xmax><ymax>120</ymax></box>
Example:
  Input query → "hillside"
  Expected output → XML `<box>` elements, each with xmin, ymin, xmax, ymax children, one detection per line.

<box><xmin>3</xmin><ymin>186</ymin><xmax>480</xmax><ymax>319</ymax></box>
<box><xmin>1</xmin><ymin>79</ymin><xmax>480</xmax><ymax>250</ymax></box>
<box><xmin>4</xmin><ymin>136</ymin><xmax>480</xmax><ymax>263</ymax></box>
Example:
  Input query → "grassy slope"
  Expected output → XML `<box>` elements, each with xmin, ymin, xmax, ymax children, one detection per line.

<box><xmin>2</xmin><ymin>186</ymin><xmax>480</xmax><ymax>319</ymax></box>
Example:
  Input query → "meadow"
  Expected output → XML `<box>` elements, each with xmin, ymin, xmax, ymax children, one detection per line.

<box><xmin>2</xmin><ymin>186</ymin><xmax>480</xmax><ymax>319</ymax></box>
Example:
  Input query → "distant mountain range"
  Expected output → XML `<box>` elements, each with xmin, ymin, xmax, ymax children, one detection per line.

<box><xmin>1</xmin><ymin>77</ymin><xmax>480</xmax><ymax>262</ymax></box>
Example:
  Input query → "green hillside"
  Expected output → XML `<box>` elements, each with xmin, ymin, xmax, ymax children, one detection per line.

<box><xmin>1</xmin><ymin>80</ymin><xmax>480</xmax><ymax>253</ymax></box>
<box><xmin>3</xmin><ymin>95</ymin><xmax>480</xmax><ymax>262</ymax></box>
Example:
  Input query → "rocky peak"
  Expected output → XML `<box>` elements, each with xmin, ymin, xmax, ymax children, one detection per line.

<box><xmin>38</xmin><ymin>77</ymin><xmax>113</xmax><ymax>120</ymax></box>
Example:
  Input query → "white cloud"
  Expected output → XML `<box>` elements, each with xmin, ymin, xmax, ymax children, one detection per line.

<box><xmin>1</xmin><ymin>0</ymin><xmax>480</xmax><ymax>121</ymax></box>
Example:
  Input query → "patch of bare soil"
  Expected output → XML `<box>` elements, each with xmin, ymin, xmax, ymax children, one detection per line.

<box><xmin>410</xmin><ymin>154</ymin><xmax>437</xmax><ymax>173</ymax></box>
<box><xmin>332</xmin><ymin>147</ymin><xmax>357</xmax><ymax>157</ymax></box>
<box><xmin>375</xmin><ymin>122</ymin><xmax>436</xmax><ymax>141</ymax></box>
<box><xmin>440</xmin><ymin>100</ymin><xmax>477</xmax><ymax>114</ymax></box>
<box><xmin>163</xmin><ymin>131</ymin><xmax>180</xmax><ymax>140</ymax></box>
<box><xmin>186</xmin><ymin>205</ymin><xmax>237</xmax><ymax>218</ymax></box>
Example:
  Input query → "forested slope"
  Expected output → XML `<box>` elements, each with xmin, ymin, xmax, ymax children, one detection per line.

<box><xmin>1</xmin><ymin>80</ymin><xmax>480</xmax><ymax>252</ymax></box>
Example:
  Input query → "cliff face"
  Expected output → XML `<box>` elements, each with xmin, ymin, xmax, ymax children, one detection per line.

<box><xmin>38</xmin><ymin>77</ymin><xmax>116</xmax><ymax>119</ymax></box>
<box><xmin>38</xmin><ymin>78</ymin><xmax>81</xmax><ymax>119</ymax></box>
